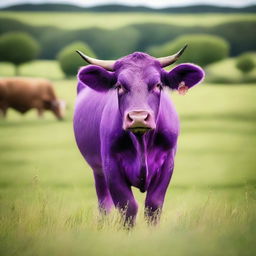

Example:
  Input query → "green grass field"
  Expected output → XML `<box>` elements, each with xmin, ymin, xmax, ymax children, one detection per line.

<box><xmin>0</xmin><ymin>60</ymin><xmax>65</xmax><ymax>80</ymax></box>
<box><xmin>1</xmin><ymin>12</ymin><xmax>256</xmax><ymax>29</ymax></box>
<box><xmin>0</xmin><ymin>80</ymin><xmax>255</xmax><ymax>256</ymax></box>
<box><xmin>206</xmin><ymin>53</ymin><xmax>256</xmax><ymax>83</ymax></box>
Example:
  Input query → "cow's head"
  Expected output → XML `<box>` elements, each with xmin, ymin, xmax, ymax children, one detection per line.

<box><xmin>51</xmin><ymin>99</ymin><xmax>66</xmax><ymax>120</ymax></box>
<box><xmin>77</xmin><ymin>47</ymin><xmax>204</xmax><ymax>134</ymax></box>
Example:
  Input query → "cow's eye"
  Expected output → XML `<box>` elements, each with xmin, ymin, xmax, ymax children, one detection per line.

<box><xmin>116</xmin><ymin>83</ymin><xmax>127</xmax><ymax>95</ymax></box>
<box><xmin>152</xmin><ymin>83</ymin><xmax>162</xmax><ymax>93</ymax></box>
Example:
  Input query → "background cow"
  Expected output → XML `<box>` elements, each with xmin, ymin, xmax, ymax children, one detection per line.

<box><xmin>74</xmin><ymin>47</ymin><xmax>204</xmax><ymax>226</ymax></box>
<box><xmin>0</xmin><ymin>77</ymin><xmax>66</xmax><ymax>120</ymax></box>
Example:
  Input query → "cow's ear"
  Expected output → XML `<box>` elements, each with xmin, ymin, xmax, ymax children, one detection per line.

<box><xmin>78</xmin><ymin>65</ymin><xmax>116</xmax><ymax>92</ymax></box>
<box><xmin>163</xmin><ymin>63</ymin><xmax>204</xmax><ymax>92</ymax></box>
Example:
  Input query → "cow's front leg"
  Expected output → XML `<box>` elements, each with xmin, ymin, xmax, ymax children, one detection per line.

<box><xmin>37</xmin><ymin>107</ymin><xmax>44</xmax><ymax>118</ymax></box>
<box><xmin>105</xmin><ymin>161</ymin><xmax>138</xmax><ymax>227</ymax></box>
<box><xmin>93</xmin><ymin>170</ymin><xmax>114</xmax><ymax>214</ymax></box>
<box><xmin>0</xmin><ymin>104</ymin><xmax>8</xmax><ymax>118</ymax></box>
<box><xmin>145</xmin><ymin>156</ymin><xmax>174</xmax><ymax>225</ymax></box>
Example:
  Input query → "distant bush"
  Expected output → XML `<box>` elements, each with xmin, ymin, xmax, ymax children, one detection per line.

<box><xmin>236</xmin><ymin>54</ymin><xmax>255</xmax><ymax>75</ymax></box>
<box><xmin>129</xmin><ymin>23</ymin><xmax>192</xmax><ymax>52</ymax></box>
<box><xmin>57</xmin><ymin>41</ymin><xmax>96</xmax><ymax>77</ymax></box>
<box><xmin>76</xmin><ymin>27</ymin><xmax>140</xmax><ymax>59</ymax></box>
<box><xmin>40</xmin><ymin>29</ymin><xmax>76</xmax><ymax>59</ymax></box>
<box><xmin>0</xmin><ymin>32</ymin><xmax>40</xmax><ymax>75</ymax></box>
<box><xmin>211</xmin><ymin>21</ymin><xmax>256</xmax><ymax>56</ymax></box>
<box><xmin>0</xmin><ymin>18</ymin><xmax>30</xmax><ymax>34</ymax></box>
<box><xmin>38</xmin><ymin>26</ymin><xmax>140</xmax><ymax>60</ymax></box>
<box><xmin>148</xmin><ymin>34</ymin><xmax>230</xmax><ymax>67</ymax></box>
<box><xmin>0</xmin><ymin>18</ymin><xmax>255</xmax><ymax>60</ymax></box>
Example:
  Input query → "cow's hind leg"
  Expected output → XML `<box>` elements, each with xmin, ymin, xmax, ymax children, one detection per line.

<box><xmin>93</xmin><ymin>170</ymin><xmax>114</xmax><ymax>214</ymax></box>
<box><xmin>0</xmin><ymin>103</ymin><xmax>8</xmax><ymax>118</ymax></box>
<box><xmin>37</xmin><ymin>107</ymin><xmax>44</xmax><ymax>118</ymax></box>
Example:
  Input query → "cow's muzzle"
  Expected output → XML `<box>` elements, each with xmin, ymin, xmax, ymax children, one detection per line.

<box><xmin>123</xmin><ymin>110</ymin><xmax>156</xmax><ymax>134</ymax></box>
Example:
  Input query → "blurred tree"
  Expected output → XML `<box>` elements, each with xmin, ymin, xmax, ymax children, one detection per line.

<box><xmin>57</xmin><ymin>41</ymin><xmax>96</xmax><ymax>77</ymax></box>
<box><xmin>0</xmin><ymin>32</ymin><xmax>40</xmax><ymax>75</ymax></box>
<box><xmin>77</xmin><ymin>27</ymin><xmax>140</xmax><ymax>59</ymax></box>
<box><xmin>236</xmin><ymin>53</ymin><xmax>255</xmax><ymax>75</ymax></box>
<box><xmin>40</xmin><ymin>29</ymin><xmax>77</xmax><ymax>59</ymax></box>
<box><xmin>1</xmin><ymin>18</ymin><xmax>255</xmax><ymax>59</ymax></box>
<box><xmin>211</xmin><ymin>21</ymin><xmax>256</xmax><ymax>56</ymax></box>
<box><xmin>130</xmin><ymin>23</ymin><xmax>191</xmax><ymax>52</ymax></box>
<box><xmin>148</xmin><ymin>34</ymin><xmax>230</xmax><ymax>67</ymax></box>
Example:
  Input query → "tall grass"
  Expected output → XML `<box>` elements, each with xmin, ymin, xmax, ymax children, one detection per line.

<box><xmin>1</xmin><ymin>186</ymin><xmax>255</xmax><ymax>256</ymax></box>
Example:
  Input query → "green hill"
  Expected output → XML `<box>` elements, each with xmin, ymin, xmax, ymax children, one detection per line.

<box><xmin>1</xmin><ymin>3</ymin><xmax>256</xmax><ymax>13</ymax></box>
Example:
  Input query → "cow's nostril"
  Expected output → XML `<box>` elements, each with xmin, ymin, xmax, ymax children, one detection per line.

<box><xmin>144</xmin><ymin>114</ymin><xmax>149</xmax><ymax>122</ymax></box>
<box><xmin>127</xmin><ymin>113</ymin><xmax>133</xmax><ymax>122</ymax></box>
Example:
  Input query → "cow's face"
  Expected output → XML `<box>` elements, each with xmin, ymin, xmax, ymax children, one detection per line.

<box><xmin>78</xmin><ymin>52</ymin><xmax>204</xmax><ymax>134</ymax></box>
<box><xmin>51</xmin><ymin>99</ymin><xmax>66</xmax><ymax>120</ymax></box>
<box><xmin>116</xmin><ymin>62</ymin><xmax>164</xmax><ymax>133</ymax></box>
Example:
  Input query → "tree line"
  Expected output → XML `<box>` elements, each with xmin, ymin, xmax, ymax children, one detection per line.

<box><xmin>2</xmin><ymin>3</ymin><xmax>256</xmax><ymax>13</ymax></box>
<box><xmin>0</xmin><ymin>18</ymin><xmax>255</xmax><ymax>77</ymax></box>
<box><xmin>0</xmin><ymin>18</ymin><xmax>255</xmax><ymax>59</ymax></box>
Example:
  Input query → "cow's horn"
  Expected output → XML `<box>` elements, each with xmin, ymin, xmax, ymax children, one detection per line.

<box><xmin>76</xmin><ymin>50</ymin><xmax>115</xmax><ymax>71</ymax></box>
<box><xmin>157</xmin><ymin>45</ymin><xmax>188</xmax><ymax>68</ymax></box>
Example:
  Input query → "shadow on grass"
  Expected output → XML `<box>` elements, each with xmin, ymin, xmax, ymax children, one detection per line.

<box><xmin>180</xmin><ymin>112</ymin><xmax>256</xmax><ymax>134</ymax></box>
<box><xmin>0</xmin><ymin>180</ymin><xmax>255</xmax><ymax>190</ymax></box>
<box><xmin>172</xmin><ymin>180</ymin><xmax>256</xmax><ymax>190</ymax></box>
<box><xmin>181</xmin><ymin>112</ymin><xmax>256</xmax><ymax>122</ymax></box>
<box><xmin>0</xmin><ymin>159</ymin><xmax>28</xmax><ymax>167</ymax></box>
<box><xmin>0</xmin><ymin>119</ymin><xmax>71</xmax><ymax>128</ymax></box>
<box><xmin>181</xmin><ymin>125</ymin><xmax>256</xmax><ymax>135</ymax></box>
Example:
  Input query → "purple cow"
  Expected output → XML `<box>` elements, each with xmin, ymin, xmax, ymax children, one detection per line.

<box><xmin>74</xmin><ymin>46</ymin><xmax>204</xmax><ymax>225</ymax></box>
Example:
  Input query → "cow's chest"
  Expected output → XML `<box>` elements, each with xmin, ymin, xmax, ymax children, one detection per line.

<box><xmin>112</xmin><ymin>132</ymin><xmax>173</xmax><ymax>190</ymax></box>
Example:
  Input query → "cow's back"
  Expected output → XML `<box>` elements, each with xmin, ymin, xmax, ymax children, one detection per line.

<box><xmin>0</xmin><ymin>78</ymin><xmax>54</xmax><ymax>112</ymax></box>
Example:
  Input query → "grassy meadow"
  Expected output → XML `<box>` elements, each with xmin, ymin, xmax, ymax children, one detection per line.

<box><xmin>0</xmin><ymin>9</ymin><xmax>256</xmax><ymax>256</ymax></box>
<box><xmin>206</xmin><ymin>53</ymin><xmax>256</xmax><ymax>83</ymax></box>
<box><xmin>0</xmin><ymin>61</ymin><xmax>65</xmax><ymax>80</ymax></box>
<box><xmin>1</xmin><ymin>11</ymin><xmax>256</xmax><ymax>29</ymax></box>
<box><xmin>0</xmin><ymin>78</ymin><xmax>256</xmax><ymax>255</ymax></box>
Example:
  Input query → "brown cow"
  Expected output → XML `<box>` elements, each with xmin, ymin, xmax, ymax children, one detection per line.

<box><xmin>0</xmin><ymin>77</ymin><xmax>66</xmax><ymax>120</ymax></box>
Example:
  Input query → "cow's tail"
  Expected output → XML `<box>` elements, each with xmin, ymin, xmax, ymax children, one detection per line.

<box><xmin>77</xmin><ymin>81</ymin><xmax>86</xmax><ymax>94</ymax></box>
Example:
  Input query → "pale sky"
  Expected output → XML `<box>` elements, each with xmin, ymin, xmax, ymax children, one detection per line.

<box><xmin>0</xmin><ymin>0</ymin><xmax>255</xmax><ymax>8</ymax></box>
